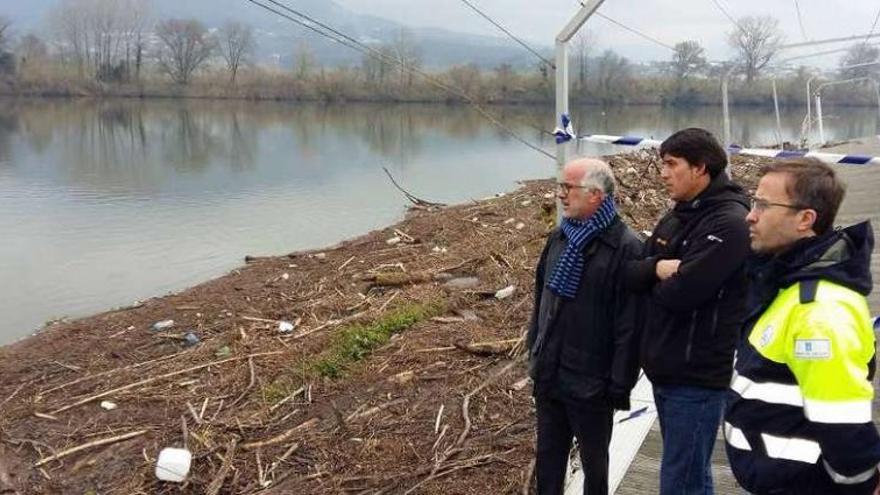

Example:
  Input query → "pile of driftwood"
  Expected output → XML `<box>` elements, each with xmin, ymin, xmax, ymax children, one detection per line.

<box><xmin>0</xmin><ymin>151</ymin><xmax>765</xmax><ymax>494</ymax></box>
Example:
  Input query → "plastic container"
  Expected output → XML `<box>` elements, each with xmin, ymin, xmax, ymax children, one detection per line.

<box><xmin>155</xmin><ymin>447</ymin><xmax>192</xmax><ymax>482</ymax></box>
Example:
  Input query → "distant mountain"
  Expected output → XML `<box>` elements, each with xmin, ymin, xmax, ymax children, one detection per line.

<box><xmin>0</xmin><ymin>0</ymin><xmax>546</xmax><ymax>69</ymax></box>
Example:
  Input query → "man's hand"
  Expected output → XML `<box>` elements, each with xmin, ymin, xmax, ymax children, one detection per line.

<box><xmin>656</xmin><ymin>259</ymin><xmax>681</xmax><ymax>281</ymax></box>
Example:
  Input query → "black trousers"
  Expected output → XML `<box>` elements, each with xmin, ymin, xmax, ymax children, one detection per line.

<box><xmin>535</xmin><ymin>394</ymin><xmax>614</xmax><ymax>495</ymax></box>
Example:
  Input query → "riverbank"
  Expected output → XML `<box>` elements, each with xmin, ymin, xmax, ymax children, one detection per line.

<box><xmin>4</xmin><ymin>74</ymin><xmax>880</xmax><ymax>108</ymax></box>
<box><xmin>0</xmin><ymin>151</ymin><xmax>766</xmax><ymax>494</ymax></box>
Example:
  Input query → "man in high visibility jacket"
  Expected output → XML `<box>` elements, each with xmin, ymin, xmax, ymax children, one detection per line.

<box><xmin>724</xmin><ymin>157</ymin><xmax>880</xmax><ymax>494</ymax></box>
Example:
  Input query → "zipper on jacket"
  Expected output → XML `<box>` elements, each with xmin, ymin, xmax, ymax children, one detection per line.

<box><xmin>685</xmin><ymin>310</ymin><xmax>697</xmax><ymax>362</ymax></box>
<box><xmin>710</xmin><ymin>288</ymin><xmax>725</xmax><ymax>337</ymax></box>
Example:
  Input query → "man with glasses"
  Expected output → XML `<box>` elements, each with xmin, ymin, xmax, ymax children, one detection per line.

<box><xmin>527</xmin><ymin>157</ymin><xmax>642</xmax><ymax>495</ymax></box>
<box><xmin>625</xmin><ymin>128</ymin><xmax>751</xmax><ymax>494</ymax></box>
<box><xmin>724</xmin><ymin>158</ymin><xmax>880</xmax><ymax>494</ymax></box>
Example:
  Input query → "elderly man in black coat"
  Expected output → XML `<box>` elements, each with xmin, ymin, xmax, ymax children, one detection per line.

<box><xmin>527</xmin><ymin>157</ymin><xmax>643</xmax><ymax>495</ymax></box>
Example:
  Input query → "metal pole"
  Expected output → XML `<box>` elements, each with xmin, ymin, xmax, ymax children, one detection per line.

<box><xmin>811</xmin><ymin>77</ymin><xmax>873</xmax><ymax>147</ymax></box>
<box><xmin>806</xmin><ymin>75</ymin><xmax>816</xmax><ymax>143</ymax></box>
<box><xmin>554</xmin><ymin>0</ymin><xmax>605</xmax><ymax>223</ymax></box>
<box><xmin>873</xmin><ymin>80</ymin><xmax>880</xmax><ymax>122</ymax></box>
<box><xmin>772</xmin><ymin>78</ymin><xmax>783</xmax><ymax>149</ymax></box>
<box><xmin>555</xmin><ymin>40</ymin><xmax>569</xmax><ymax>224</ymax></box>
<box><xmin>722</xmin><ymin>72</ymin><xmax>731</xmax><ymax>151</ymax></box>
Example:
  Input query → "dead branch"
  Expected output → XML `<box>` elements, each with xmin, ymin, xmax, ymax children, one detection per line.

<box><xmin>455</xmin><ymin>358</ymin><xmax>521</xmax><ymax>448</ymax></box>
<box><xmin>268</xmin><ymin>387</ymin><xmax>305</xmax><ymax>413</ymax></box>
<box><xmin>40</xmin><ymin>352</ymin><xmax>183</xmax><ymax>396</ymax></box>
<box><xmin>382</xmin><ymin>167</ymin><xmax>446</xmax><ymax>208</ymax></box>
<box><xmin>50</xmin><ymin>351</ymin><xmax>284</xmax><ymax>414</ymax></box>
<box><xmin>241</xmin><ymin>418</ymin><xmax>318</xmax><ymax>450</ymax></box>
<box><xmin>346</xmin><ymin>398</ymin><xmax>406</xmax><ymax>422</ymax></box>
<box><xmin>292</xmin><ymin>310</ymin><xmax>368</xmax><ymax>340</ymax></box>
<box><xmin>360</xmin><ymin>272</ymin><xmax>432</xmax><ymax>287</ymax></box>
<box><xmin>228</xmin><ymin>357</ymin><xmax>256</xmax><ymax>408</ymax></box>
<box><xmin>0</xmin><ymin>382</ymin><xmax>27</xmax><ymax>411</ymax></box>
<box><xmin>34</xmin><ymin>430</ymin><xmax>148</xmax><ymax>467</ymax></box>
<box><xmin>205</xmin><ymin>439</ymin><xmax>237</xmax><ymax>495</ymax></box>
<box><xmin>267</xmin><ymin>441</ymin><xmax>300</xmax><ymax>479</ymax></box>
<box><xmin>453</xmin><ymin>339</ymin><xmax>519</xmax><ymax>357</ymax></box>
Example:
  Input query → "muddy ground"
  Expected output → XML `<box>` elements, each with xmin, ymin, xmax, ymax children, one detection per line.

<box><xmin>0</xmin><ymin>151</ymin><xmax>765</xmax><ymax>494</ymax></box>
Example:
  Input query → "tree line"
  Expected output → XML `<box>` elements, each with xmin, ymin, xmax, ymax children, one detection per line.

<box><xmin>1</xmin><ymin>2</ymin><xmax>879</xmax><ymax>107</ymax></box>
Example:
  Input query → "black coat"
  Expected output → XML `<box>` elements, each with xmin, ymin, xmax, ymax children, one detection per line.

<box><xmin>526</xmin><ymin>217</ymin><xmax>643</xmax><ymax>408</ymax></box>
<box><xmin>626</xmin><ymin>173</ymin><xmax>750</xmax><ymax>390</ymax></box>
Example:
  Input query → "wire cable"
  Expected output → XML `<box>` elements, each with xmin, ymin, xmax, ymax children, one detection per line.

<box><xmin>594</xmin><ymin>12</ymin><xmax>676</xmax><ymax>51</ymax></box>
<box><xmin>863</xmin><ymin>5</ymin><xmax>880</xmax><ymax>49</ymax></box>
<box><xmin>709</xmin><ymin>0</ymin><xmax>744</xmax><ymax>34</ymax></box>
<box><xmin>793</xmin><ymin>0</ymin><xmax>808</xmax><ymax>41</ymax></box>
<box><xmin>456</xmin><ymin>0</ymin><xmax>555</xmax><ymax>68</ymax></box>
<box><xmin>576</xmin><ymin>1</ymin><xmax>677</xmax><ymax>52</ymax></box>
<box><xmin>244</xmin><ymin>0</ymin><xmax>556</xmax><ymax>160</ymax></box>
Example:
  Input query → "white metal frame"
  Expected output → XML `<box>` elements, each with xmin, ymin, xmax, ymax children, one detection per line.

<box><xmin>554</xmin><ymin>0</ymin><xmax>606</xmax><ymax>221</ymax></box>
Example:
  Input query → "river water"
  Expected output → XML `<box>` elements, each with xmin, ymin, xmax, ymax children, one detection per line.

<box><xmin>1</xmin><ymin>98</ymin><xmax>877</xmax><ymax>343</ymax></box>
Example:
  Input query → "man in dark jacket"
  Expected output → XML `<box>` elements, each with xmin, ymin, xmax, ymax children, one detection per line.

<box><xmin>626</xmin><ymin>128</ymin><xmax>750</xmax><ymax>494</ymax></box>
<box><xmin>527</xmin><ymin>157</ymin><xmax>642</xmax><ymax>495</ymax></box>
<box><xmin>725</xmin><ymin>158</ymin><xmax>880</xmax><ymax>494</ymax></box>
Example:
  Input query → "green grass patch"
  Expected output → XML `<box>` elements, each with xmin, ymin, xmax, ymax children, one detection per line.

<box><xmin>313</xmin><ymin>301</ymin><xmax>444</xmax><ymax>379</ymax></box>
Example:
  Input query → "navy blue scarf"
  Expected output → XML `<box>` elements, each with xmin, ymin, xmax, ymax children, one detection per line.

<box><xmin>547</xmin><ymin>195</ymin><xmax>618</xmax><ymax>299</ymax></box>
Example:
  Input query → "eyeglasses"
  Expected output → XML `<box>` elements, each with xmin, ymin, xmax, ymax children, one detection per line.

<box><xmin>749</xmin><ymin>196</ymin><xmax>806</xmax><ymax>213</ymax></box>
<box><xmin>556</xmin><ymin>182</ymin><xmax>592</xmax><ymax>195</ymax></box>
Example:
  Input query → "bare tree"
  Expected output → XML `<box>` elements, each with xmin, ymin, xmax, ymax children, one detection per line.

<box><xmin>572</xmin><ymin>30</ymin><xmax>594</xmax><ymax>90</ymax></box>
<box><xmin>447</xmin><ymin>64</ymin><xmax>482</xmax><ymax>97</ymax></box>
<box><xmin>388</xmin><ymin>29</ymin><xmax>420</xmax><ymax>88</ymax></box>
<box><xmin>493</xmin><ymin>63</ymin><xmax>517</xmax><ymax>98</ymax></box>
<box><xmin>840</xmin><ymin>44</ymin><xmax>880</xmax><ymax>79</ymax></box>
<box><xmin>219</xmin><ymin>21</ymin><xmax>254</xmax><ymax>84</ymax></box>
<box><xmin>0</xmin><ymin>16</ymin><xmax>11</xmax><ymax>51</ymax></box>
<box><xmin>121</xmin><ymin>0</ymin><xmax>152</xmax><ymax>81</ymax></box>
<box><xmin>16</xmin><ymin>34</ymin><xmax>48</xmax><ymax>62</ymax></box>
<box><xmin>671</xmin><ymin>40</ymin><xmax>707</xmax><ymax>81</ymax></box>
<box><xmin>48</xmin><ymin>0</ymin><xmax>151</xmax><ymax>81</ymax></box>
<box><xmin>155</xmin><ymin>19</ymin><xmax>215</xmax><ymax>85</ymax></box>
<box><xmin>0</xmin><ymin>16</ymin><xmax>13</xmax><ymax>75</ymax></box>
<box><xmin>294</xmin><ymin>40</ymin><xmax>316</xmax><ymax>79</ymax></box>
<box><xmin>727</xmin><ymin>16</ymin><xmax>783</xmax><ymax>84</ymax></box>
<box><xmin>361</xmin><ymin>46</ymin><xmax>394</xmax><ymax>85</ymax></box>
<box><xmin>596</xmin><ymin>49</ymin><xmax>631</xmax><ymax>101</ymax></box>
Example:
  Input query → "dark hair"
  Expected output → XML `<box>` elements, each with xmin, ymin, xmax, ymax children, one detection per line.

<box><xmin>759</xmin><ymin>158</ymin><xmax>846</xmax><ymax>235</ymax></box>
<box><xmin>659</xmin><ymin>128</ymin><xmax>728</xmax><ymax>178</ymax></box>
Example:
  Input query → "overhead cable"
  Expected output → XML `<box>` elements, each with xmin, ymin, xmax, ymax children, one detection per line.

<box><xmin>595</xmin><ymin>12</ymin><xmax>676</xmax><ymax>51</ymax></box>
<box><xmin>793</xmin><ymin>0</ymin><xmax>808</xmax><ymax>41</ymax></box>
<box><xmin>244</xmin><ymin>0</ymin><xmax>555</xmax><ymax>160</ymax></box>
<box><xmin>457</xmin><ymin>0</ymin><xmax>555</xmax><ymax>68</ymax></box>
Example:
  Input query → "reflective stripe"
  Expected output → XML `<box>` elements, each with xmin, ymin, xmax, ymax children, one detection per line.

<box><xmin>724</xmin><ymin>422</ymin><xmax>751</xmax><ymax>451</ymax></box>
<box><xmin>730</xmin><ymin>372</ymin><xmax>804</xmax><ymax>407</ymax></box>
<box><xmin>761</xmin><ymin>433</ymin><xmax>821</xmax><ymax>463</ymax></box>
<box><xmin>804</xmin><ymin>398</ymin><xmax>873</xmax><ymax>424</ymax></box>
<box><xmin>823</xmin><ymin>460</ymin><xmax>878</xmax><ymax>485</ymax></box>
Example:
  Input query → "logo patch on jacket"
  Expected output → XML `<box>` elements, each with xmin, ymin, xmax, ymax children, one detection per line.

<box><xmin>794</xmin><ymin>339</ymin><xmax>831</xmax><ymax>360</ymax></box>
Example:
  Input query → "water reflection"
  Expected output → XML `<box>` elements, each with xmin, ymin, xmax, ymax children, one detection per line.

<box><xmin>1</xmin><ymin>98</ymin><xmax>877</xmax><ymax>343</ymax></box>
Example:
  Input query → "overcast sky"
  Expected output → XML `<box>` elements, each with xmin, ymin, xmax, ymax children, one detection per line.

<box><xmin>337</xmin><ymin>0</ymin><xmax>880</xmax><ymax>67</ymax></box>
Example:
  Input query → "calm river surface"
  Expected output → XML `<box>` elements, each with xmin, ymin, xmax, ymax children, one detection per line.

<box><xmin>1</xmin><ymin>99</ymin><xmax>877</xmax><ymax>343</ymax></box>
